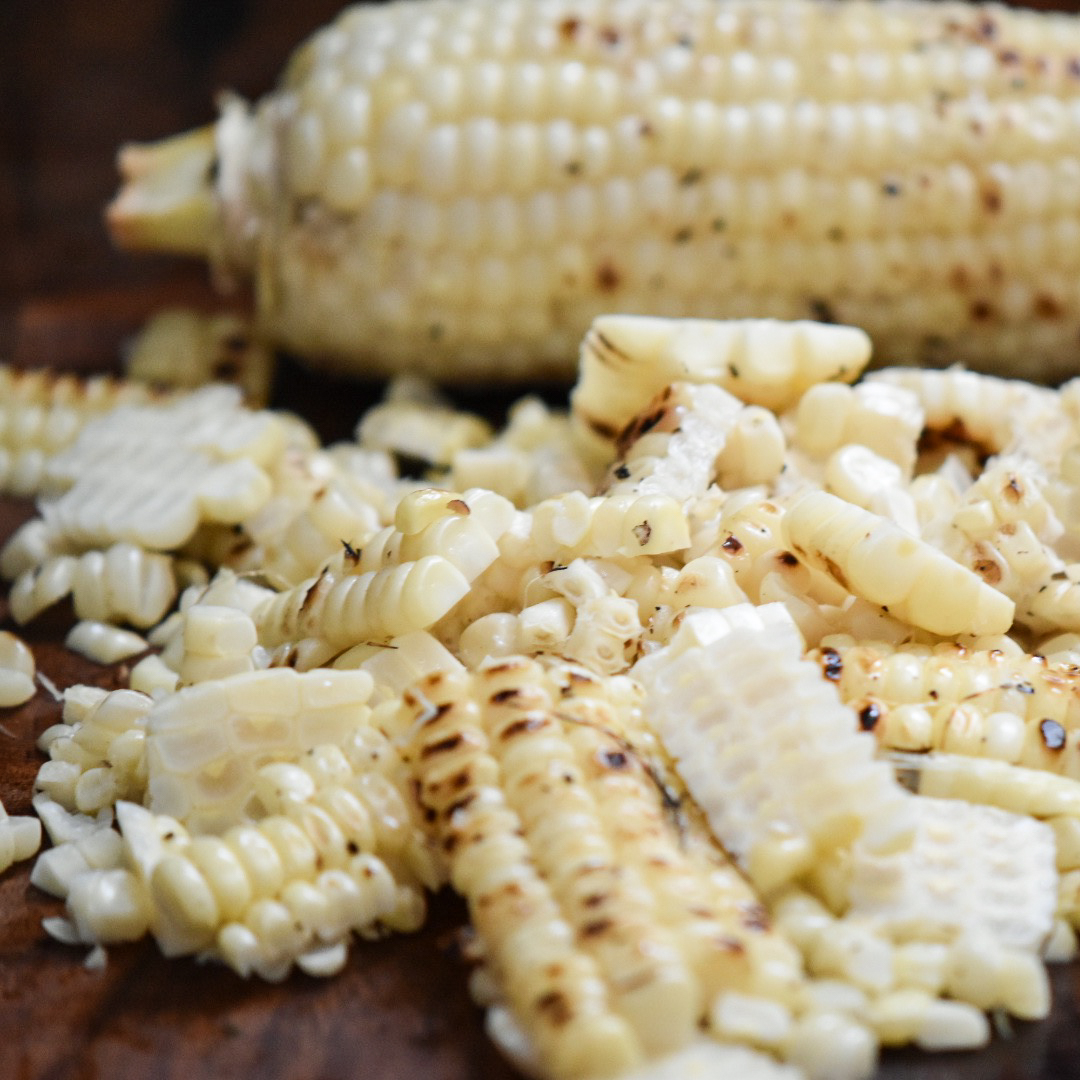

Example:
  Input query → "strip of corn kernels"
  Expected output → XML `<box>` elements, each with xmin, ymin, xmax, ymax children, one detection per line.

<box><xmin>814</xmin><ymin>639</ymin><xmax>1080</xmax><ymax>781</ymax></box>
<box><xmin>401</xmin><ymin>665</ymin><xmax>643</xmax><ymax>1079</ymax></box>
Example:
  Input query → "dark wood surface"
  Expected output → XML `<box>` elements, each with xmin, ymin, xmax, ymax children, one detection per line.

<box><xmin>1</xmin><ymin>1</ymin><xmax>1080</xmax><ymax>1078</ymax></box>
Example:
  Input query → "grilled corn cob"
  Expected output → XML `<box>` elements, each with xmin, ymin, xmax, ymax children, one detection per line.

<box><xmin>110</xmin><ymin>0</ymin><xmax>1080</xmax><ymax>382</ymax></box>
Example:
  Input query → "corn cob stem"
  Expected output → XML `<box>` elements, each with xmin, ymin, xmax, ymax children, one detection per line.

<box><xmin>109</xmin><ymin>124</ymin><xmax>218</xmax><ymax>258</ymax></box>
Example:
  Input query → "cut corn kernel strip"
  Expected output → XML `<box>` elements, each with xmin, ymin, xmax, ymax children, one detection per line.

<box><xmin>637</xmin><ymin>605</ymin><xmax>914</xmax><ymax>895</ymax></box>
<box><xmin>144</xmin><ymin>668</ymin><xmax>374</xmax><ymax>833</ymax></box>
<box><xmin>40</xmin><ymin>386</ymin><xmax>283</xmax><ymax>551</ymax></box>
<box><xmin>784</xmin><ymin>490</ymin><xmax>1014</xmax><ymax>637</ymax></box>
<box><xmin>574</xmin><ymin>317</ymin><xmax>869</xmax><ymax>455</ymax></box>
<box><xmin>845</xmin><ymin>796</ymin><xmax>1058</xmax><ymax>953</ymax></box>
<box><xmin>814</xmin><ymin>638</ymin><xmax>1080</xmax><ymax>781</ymax></box>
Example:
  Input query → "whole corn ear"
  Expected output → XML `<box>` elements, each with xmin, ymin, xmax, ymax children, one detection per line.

<box><xmin>109</xmin><ymin>0</ymin><xmax>1080</xmax><ymax>382</ymax></box>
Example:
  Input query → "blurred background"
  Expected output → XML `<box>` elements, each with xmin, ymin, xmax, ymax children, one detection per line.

<box><xmin>0</xmin><ymin>0</ymin><xmax>1077</xmax><ymax>366</ymax></box>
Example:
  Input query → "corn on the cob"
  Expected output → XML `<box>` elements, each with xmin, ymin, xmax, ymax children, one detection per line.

<box><xmin>108</xmin><ymin>0</ymin><xmax>1080</xmax><ymax>382</ymax></box>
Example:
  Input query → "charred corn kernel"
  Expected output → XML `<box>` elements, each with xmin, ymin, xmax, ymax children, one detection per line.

<box><xmin>477</xmin><ymin>664</ymin><xmax>699</xmax><ymax>1057</ymax></box>
<box><xmin>868</xmin><ymin>367</ymin><xmax>1066</xmax><ymax>466</ymax></box>
<box><xmin>553</xmin><ymin>686</ymin><xmax>805</xmax><ymax>1009</ymax></box>
<box><xmin>574</xmin><ymin>317</ymin><xmax>868</xmax><ymax>458</ymax></box>
<box><xmin>254</xmin><ymin>555</ymin><xmax>471</xmax><ymax>652</ymax></box>
<box><xmin>143</xmin><ymin>667</ymin><xmax>373</xmax><ymax>832</ymax></box>
<box><xmin>784</xmin><ymin>490</ymin><xmax>1014</xmax><ymax>637</ymax></box>
<box><xmin>125</xmin><ymin>308</ymin><xmax>274</xmax><ymax>406</ymax></box>
<box><xmin>529</xmin><ymin>491</ymin><xmax>690</xmax><ymax>559</ymax></box>
<box><xmin>688</xmin><ymin>495</ymin><xmax>847</xmax><ymax>617</ymax></box>
<box><xmin>601</xmin><ymin>382</ymin><xmax>744</xmax><ymax>502</ymax></box>
<box><xmin>636</xmin><ymin>604</ymin><xmax>914</xmax><ymax>895</ymax></box>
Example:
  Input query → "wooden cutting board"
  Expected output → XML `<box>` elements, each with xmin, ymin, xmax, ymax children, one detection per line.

<box><xmin>0</xmin><ymin>286</ymin><xmax>1078</xmax><ymax>1080</ymax></box>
